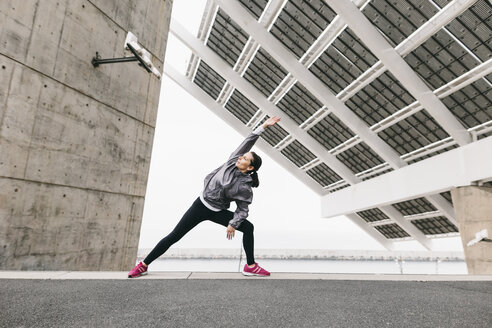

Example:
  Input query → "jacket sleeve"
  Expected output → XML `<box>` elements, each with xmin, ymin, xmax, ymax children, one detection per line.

<box><xmin>228</xmin><ymin>126</ymin><xmax>265</xmax><ymax>160</ymax></box>
<box><xmin>229</xmin><ymin>200</ymin><xmax>251</xmax><ymax>229</ymax></box>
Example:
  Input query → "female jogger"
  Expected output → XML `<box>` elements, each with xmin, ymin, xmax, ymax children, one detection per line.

<box><xmin>128</xmin><ymin>116</ymin><xmax>281</xmax><ymax>278</ymax></box>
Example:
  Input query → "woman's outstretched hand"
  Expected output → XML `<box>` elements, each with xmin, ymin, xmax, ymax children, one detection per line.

<box><xmin>226</xmin><ymin>225</ymin><xmax>235</xmax><ymax>240</ymax></box>
<box><xmin>262</xmin><ymin>116</ymin><xmax>281</xmax><ymax>129</ymax></box>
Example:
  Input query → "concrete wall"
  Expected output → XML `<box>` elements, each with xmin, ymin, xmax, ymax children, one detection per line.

<box><xmin>0</xmin><ymin>0</ymin><xmax>173</xmax><ymax>270</ymax></box>
<box><xmin>451</xmin><ymin>186</ymin><xmax>492</xmax><ymax>274</ymax></box>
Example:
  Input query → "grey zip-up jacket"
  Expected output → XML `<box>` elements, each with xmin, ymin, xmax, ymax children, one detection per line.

<box><xmin>201</xmin><ymin>126</ymin><xmax>264</xmax><ymax>229</ymax></box>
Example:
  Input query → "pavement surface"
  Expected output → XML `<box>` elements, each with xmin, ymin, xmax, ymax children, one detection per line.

<box><xmin>1</xmin><ymin>272</ymin><xmax>491</xmax><ymax>328</ymax></box>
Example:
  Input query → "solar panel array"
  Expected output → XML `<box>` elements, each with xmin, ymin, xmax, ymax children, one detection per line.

<box><xmin>186</xmin><ymin>0</ymin><xmax>492</xmax><ymax>244</ymax></box>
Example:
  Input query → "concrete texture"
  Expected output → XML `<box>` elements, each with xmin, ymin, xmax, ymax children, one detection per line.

<box><xmin>451</xmin><ymin>186</ymin><xmax>492</xmax><ymax>274</ymax></box>
<box><xmin>0</xmin><ymin>276</ymin><xmax>491</xmax><ymax>328</ymax></box>
<box><xmin>0</xmin><ymin>0</ymin><xmax>173</xmax><ymax>270</ymax></box>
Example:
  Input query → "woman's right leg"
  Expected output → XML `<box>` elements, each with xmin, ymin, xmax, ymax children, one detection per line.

<box><xmin>143</xmin><ymin>198</ymin><xmax>210</xmax><ymax>265</ymax></box>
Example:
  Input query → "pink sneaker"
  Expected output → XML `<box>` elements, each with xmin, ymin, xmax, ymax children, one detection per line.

<box><xmin>128</xmin><ymin>261</ymin><xmax>148</xmax><ymax>278</ymax></box>
<box><xmin>242</xmin><ymin>263</ymin><xmax>270</xmax><ymax>276</ymax></box>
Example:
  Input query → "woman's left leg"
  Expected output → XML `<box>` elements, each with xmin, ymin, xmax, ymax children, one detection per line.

<box><xmin>209</xmin><ymin>211</ymin><xmax>255</xmax><ymax>265</ymax></box>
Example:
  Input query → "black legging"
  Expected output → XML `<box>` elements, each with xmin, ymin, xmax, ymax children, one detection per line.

<box><xmin>144</xmin><ymin>197</ymin><xmax>255</xmax><ymax>265</ymax></box>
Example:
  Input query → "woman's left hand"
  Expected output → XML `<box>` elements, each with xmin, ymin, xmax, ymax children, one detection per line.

<box><xmin>262</xmin><ymin>116</ymin><xmax>281</xmax><ymax>129</ymax></box>
<box><xmin>226</xmin><ymin>225</ymin><xmax>235</xmax><ymax>240</ymax></box>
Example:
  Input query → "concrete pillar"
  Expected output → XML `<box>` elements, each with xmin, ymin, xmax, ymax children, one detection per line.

<box><xmin>451</xmin><ymin>186</ymin><xmax>492</xmax><ymax>274</ymax></box>
<box><xmin>0</xmin><ymin>0</ymin><xmax>173</xmax><ymax>270</ymax></box>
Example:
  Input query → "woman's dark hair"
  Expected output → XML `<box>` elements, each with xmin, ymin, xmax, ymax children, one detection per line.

<box><xmin>249</xmin><ymin>152</ymin><xmax>262</xmax><ymax>188</ymax></box>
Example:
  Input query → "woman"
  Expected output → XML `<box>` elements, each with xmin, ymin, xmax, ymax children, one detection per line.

<box><xmin>128</xmin><ymin>116</ymin><xmax>281</xmax><ymax>278</ymax></box>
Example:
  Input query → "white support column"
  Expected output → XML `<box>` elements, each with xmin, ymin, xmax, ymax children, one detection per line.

<box><xmin>346</xmin><ymin>214</ymin><xmax>395</xmax><ymax>251</ymax></box>
<box><xmin>325</xmin><ymin>0</ymin><xmax>472</xmax><ymax>146</ymax></box>
<box><xmin>380</xmin><ymin>206</ymin><xmax>434</xmax><ymax>250</ymax></box>
<box><xmin>321</xmin><ymin>136</ymin><xmax>492</xmax><ymax>218</ymax></box>
<box><xmin>169</xmin><ymin>18</ymin><xmax>360</xmax><ymax>184</ymax></box>
<box><xmin>214</xmin><ymin>0</ymin><xmax>406</xmax><ymax>168</ymax></box>
<box><xmin>164</xmin><ymin>64</ymin><xmax>326</xmax><ymax>195</ymax></box>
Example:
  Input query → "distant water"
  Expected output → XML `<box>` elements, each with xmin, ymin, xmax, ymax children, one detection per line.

<box><xmin>141</xmin><ymin>258</ymin><xmax>467</xmax><ymax>275</ymax></box>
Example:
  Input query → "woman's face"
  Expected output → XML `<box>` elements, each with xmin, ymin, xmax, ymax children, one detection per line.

<box><xmin>236</xmin><ymin>152</ymin><xmax>254</xmax><ymax>172</ymax></box>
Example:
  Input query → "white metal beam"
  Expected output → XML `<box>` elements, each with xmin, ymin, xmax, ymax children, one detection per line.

<box><xmin>346</xmin><ymin>214</ymin><xmax>395</xmax><ymax>251</ymax></box>
<box><xmin>214</xmin><ymin>0</ymin><xmax>406</xmax><ymax>168</ymax></box>
<box><xmin>325</xmin><ymin>0</ymin><xmax>472</xmax><ymax>146</ymax></box>
<box><xmin>164</xmin><ymin>64</ymin><xmax>326</xmax><ymax>195</ymax></box>
<box><xmin>185</xmin><ymin>0</ymin><xmax>218</xmax><ymax>79</ymax></box>
<box><xmin>321</xmin><ymin>136</ymin><xmax>492</xmax><ymax>218</ymax></box>
<box><xmin>169</xmin><ymin>18</ymin><xmax>360</xmax><ymax>184</ymax></box>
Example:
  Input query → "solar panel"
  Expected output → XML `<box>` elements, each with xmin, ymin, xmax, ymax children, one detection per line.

<box><xmin>392</xmin><ymin>197</ymin><xmax>437</xmax><ymax>216</ymax></box>
<box><xmin>378</xmin><ymin>110</ymin><xmax>450</xmax><ymax>156</ymax></box>
<box><xmin>440</xmin><ymin>191</ymin><xmax>453</xmax><ymax>204</ymax></box>
<box><xmin>281</xmin><ymin>140</ymin><xmax>316</xmax><ymax>167</ymax></box>
<box><xmin>411</xmin><ymin>217</ymin><xmax>459</xmax><ymax>235</ymax></box>
<box><xmin>307</xmin><ymin>113</ymin><xmax>355</xmax><ymax>151</ymax></box>
<box><xmin>276</xmin><ymin>82</ymin><xmax>323</xmax><ymax>124</ymax></box>
<box><xmin>306</xmin><ymin>162</ymin><xmax>343</xmax><ymax>187</ymax></box>
<box><xmin>362</xmin><ymin>0</ymin><xmax>440</xmax><ymax>47</ymax></box>
<box><xmin>224</xmin><ymin>89</ymin><xmax>259</xmax><ymax>124</ymax></box>
<box><xmin>403</xmin><ymin>29</ymin><xmax>481</xmax><ymax>89</ymax></box>
<box><xmin>238</xmin><ymin>0</ymin><xmax>269</xmax><ymax>20</ymax></box>
<box><xmin>357</xmin><ymin>208</ymin><xmax>390</xmax><ymax>222</ymax></box>
<box><xmin>445</xmin><ymin>0</ymin><xmax>492</xmax><ymax>62</ymax></box>
<box><xmin>206</xmin><ymin>9</ymin><xmax>249</xmax><ymax>67</ymax></box>
<box><xmin>269</xmin><ymin>0</ymin><xmax>336</xmax><ymax>58</ymax></box>
<box><xmin>440</xmin><ymin>78</ymin><xmax>492</xmax><ymax>129</ymax></box>
<box><xmin>345</xmin><ymin>71</ymin><xmax>416</xmax><ymax>126</ymax></box>
<box><xmin>193</xmin><ymin>61</ymin><xmax>226</xmax><ymax>100</ymax></box>
<box><xmin>336</xmin><ymin>142</ymin><xmax>385</xmax><ymax>174</ymax></box>
<box><xmin>309</xmin><ymin>46</ymin><xmax>362</xmax><ymax>94</ymax></box>
<box><xmin>374</xmin><ymin>223</ymin><xmax>410</xmax><ymax>239</ymax></box>
<box><xmin>243</xmin><ymin>47</ymin><xmax>288</xmax><ymax>97</ymax></box>
<box><xmin>331</xmin><ymin>28</ymin><xmax>379</xmax><ymax>72</ymax></box>
<box><xmin>433</xmin><ymin>0</ymin><xmax>454</xmax><ymax>8</ymax></box>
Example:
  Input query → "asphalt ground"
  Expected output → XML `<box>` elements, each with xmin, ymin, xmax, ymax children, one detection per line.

<box><xmin>1</xmin><ymin>278</ymin><xmax>491</xmax><ymax>328</ymax></box>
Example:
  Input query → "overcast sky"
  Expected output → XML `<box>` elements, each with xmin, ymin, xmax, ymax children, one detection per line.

<box><xmin>137</xmin><ymin>0</ymin><xmax>463</xmax><ymax>253</ymax></box>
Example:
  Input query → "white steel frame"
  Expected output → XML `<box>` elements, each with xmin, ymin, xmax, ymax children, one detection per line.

<box><xmin>168</xmin><ymin>0</ymin><xmax>490</xmax><ymax>250</ymax></box>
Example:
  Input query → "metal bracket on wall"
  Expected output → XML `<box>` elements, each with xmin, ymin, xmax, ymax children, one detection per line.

<box><xmin>91</xmin><ymin>43</ymin><xmax>152</xmax><ymax>73</ymax></box>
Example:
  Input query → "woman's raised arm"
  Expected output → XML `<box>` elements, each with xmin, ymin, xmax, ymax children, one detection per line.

<box><xmin>229</xmin><ymin>116</ymin><xmax>281</xmax><ymax>159</ymax></box>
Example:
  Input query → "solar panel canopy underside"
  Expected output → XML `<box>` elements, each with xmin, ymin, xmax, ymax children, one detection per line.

<box><xmin>187</xmin><ymin>0</ymin><xmax>492</xmax><ymax>241</ymax></box>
